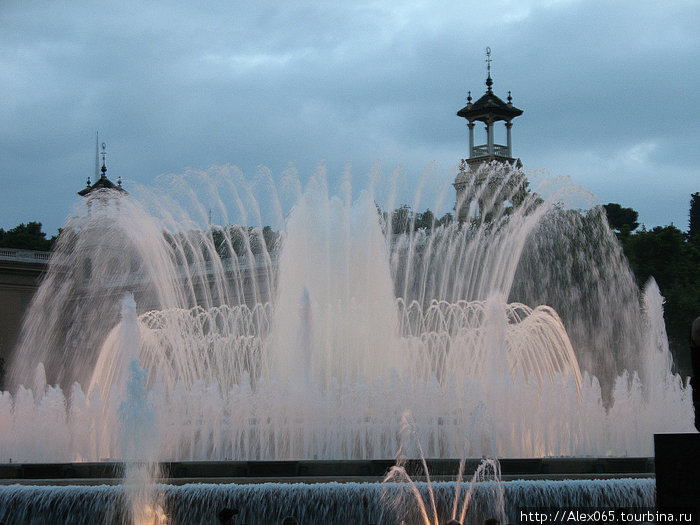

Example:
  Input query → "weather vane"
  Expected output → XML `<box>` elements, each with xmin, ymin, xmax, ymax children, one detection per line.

<box><xmin>485</xmin><ymin>46</ymin><xmax>492</xmax><ymax>76</ymax></box>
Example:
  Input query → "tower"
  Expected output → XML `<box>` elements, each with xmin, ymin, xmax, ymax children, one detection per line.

<box><xmin>454</xmin><ymin>48</ymin><xmax>524</xmax><ymax>220</ymax></box>
<box><xmin>78</xmin><ymin>135</ymin><xmax>127</xmax><ymax>215</ymax></box>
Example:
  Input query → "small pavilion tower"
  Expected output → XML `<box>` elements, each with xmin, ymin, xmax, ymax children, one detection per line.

<box><xmin>78</xmin><ymin>135</ymin><xmax>127</xmax><ymax>215</ymax></box>
<box><xmin>454</xmin><ymin>48</ymin><xmax>524</xmax><ymax>220</ymax></box>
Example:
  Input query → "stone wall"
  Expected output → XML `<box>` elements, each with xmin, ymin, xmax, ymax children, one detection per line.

<box><xmin>0</xmin><ymin>254</ymin><xmax>48</xmax><ymax>386</ymax></box>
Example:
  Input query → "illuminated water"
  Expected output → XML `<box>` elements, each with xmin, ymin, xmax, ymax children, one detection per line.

<box><xmin>0</xmin><ymin>477</ymin><xmax>656</xmax><ymax>525</ymax></box>
<box><xmin>2</xmin><ymin>162</ymin><xmax>694</xmax><ymax>465</ymax></box>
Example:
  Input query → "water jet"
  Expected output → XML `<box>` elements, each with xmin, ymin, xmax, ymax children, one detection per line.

<box><xmin>0</xmin><ymin>163</ymin><xmax>693</xmax><ymax>523</ymax></box>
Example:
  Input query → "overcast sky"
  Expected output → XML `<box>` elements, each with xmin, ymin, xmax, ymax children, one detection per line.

<box><xmin>2</xmin><ymin>0</ymin><xmax>698</xmax><ymax>235</ymax></box>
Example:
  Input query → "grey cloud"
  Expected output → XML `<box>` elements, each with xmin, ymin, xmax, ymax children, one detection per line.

<box><xmin>0</xmin><ymin>0</ymin><xmax>698</xmax><ymax>233</ymax></box>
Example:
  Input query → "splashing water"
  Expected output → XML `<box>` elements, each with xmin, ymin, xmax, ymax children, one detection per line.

<box><xmin>383</xmin><ymin>412</ymin><xmax>506</xmax><ymax>525</ymax></box>
<box><xmin>115</xmin><ymin>296</ymin><xmax>167</xmax><ymax>524</ymax></box>
<box><xmin>120</xmin><ymin>357</ymin><xmax>165</xmax><ymax>525</ymax></box>
<box><xmin>0</xmin><ymin>477</ymin><xmax>656</xmax><ymax>525</ymax></box>
<box><xmin>384</xmin><ymin>456</ymin><xmax>506</xmax><ymax>525</ymax></box>
<box><xmin>1</xmin><ymin>162</ymin><xmax>694</xmax><ymax>463</ymax></box>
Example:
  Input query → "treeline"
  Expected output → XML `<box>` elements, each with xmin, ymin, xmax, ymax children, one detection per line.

<box><xmin>2</xmin><ymin>194</ymin><xmax>698</xmax><ymax>372</ymax></box>
<box><xmin>162</xmin><ymin>225</ymin><xmax>280</xmax><ymax>263</ymax></box>
<box><xmin>210</xmin><ymin>225</ymin><xmax>279</xmax><ymax>257</ymax></box>
<box><xmin>379</xmin><ymin>205</ymin><xmax>454</xmax><ymax>234</ymax></box>
<box><xmin>0</xmin><ymin>222</ymin><xmax>58</xmax><ymax>251</ymax></box>
<box><xmin>0</xmin><ymin>221</ymin><xmax>280</xmax><ymax>259</ymax></box>
<box><xmin>604</xmin><ymin>193</ymin><xmax>700</xmax><ymax>371</ymax></box>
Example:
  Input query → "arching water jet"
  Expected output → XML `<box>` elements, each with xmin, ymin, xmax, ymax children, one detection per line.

<box><xmin>1</xmin><ymin>163</ymin><xmax>693</xmax><ymax>464</ymax></box>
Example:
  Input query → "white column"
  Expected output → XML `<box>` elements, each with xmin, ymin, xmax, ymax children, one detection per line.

<box><xmin>506</xmin><ymin>121</ymin><xmax>513</xmax><ymax>157</ymax></box>
<box><xmin>468</xmin><ymin>122</ymin><xmax>475</xmax><ymax>157</ymax></box>
<box><xmin>487</xmin><ymin>120</ymin><xmax>494</xmax><ymax>155</ymax></box>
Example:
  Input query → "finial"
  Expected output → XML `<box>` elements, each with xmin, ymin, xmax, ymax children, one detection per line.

<box><xmin>86</xmin><ymin>176</ymin><xmax>91</xmax><ymax>187</ymax></box>
<box><xmin>100</xmin><ymin>142</ymin><xmax>107</xmax><ymax>176</ymax></box>
<box><xmin>507</xmin><ymin>91</ymin><xmax>512</xmax><ymax>104</ymax></box>
<box><xmin>117</xmin><ymin>175</ymin><xmax>122</xmax><ymax>187</ymax></box>
<box><xmin>485</xmin><ymin>46</ymin><xmax>493</xmax><ymax>91</ymax></box>
<box><xmin>467</xmin><ymin>90</ymin><xmax>472</xmax><ymax>103</ymax></box>
<box><xmin>94</xmin><ymin>132</ymin><xmax>100</xmax><ymax>182</ymax></box>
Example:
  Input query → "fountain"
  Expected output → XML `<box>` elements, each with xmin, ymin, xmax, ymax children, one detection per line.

<box><xmin>0</xmin><ymin>162</ymin><xmax>694</xmax><ymax>523</ymax></box>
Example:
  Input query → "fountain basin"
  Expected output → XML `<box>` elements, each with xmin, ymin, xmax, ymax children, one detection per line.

<box><xmin>0</xmin><ymin>457</ymin><xmax>654</xmax><ymax>485</ymax></box>
<box><xmin>0</xmin><ymin>477</ymin><xmax>656</xmax><ymax>525</ymax></box>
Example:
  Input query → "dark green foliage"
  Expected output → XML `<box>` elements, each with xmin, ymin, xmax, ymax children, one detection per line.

<box><xmin>386</xmin><ymin>205</ymin><xmax>453</xmax><ymax>234</ymax></box>
<box><xmin>164</xmin><ymin>225</ymin><xmax>280</xmax><ymax>264</ymax></box>
<box><xmin>0</xmin><ymin>222</ymin><xmax>57</xmax><ymax>251</ymax></box>
<box><xmin>436</xmin><ymin>212</ymin><xmax>453</xmax><ymax>226</ymax></box>
<box><xmin>391</xmin><ymin>205</ymin><xmax>413</xmax><ymax>234</ymax></box>
<box><xmin>603</xmin><ymin>203</ymin><xmax>639</xmax><ymax>232</ymax></box>
<box><xmin>689</xmin><ymin>192</ymin><xmax>700</xmax><ymax>240</ymax></box>
<box><xmin>210</xmin><ymin>225</ymin><xmax>279</xmax><ymax>258</ymax></box>
<box><xmin>614</xmin><ymin>202</ymin><xmax>700</xmax><ymax>375</ymax></box>
<box><xmin>414</xmin><ymin>209</ymin><xmax>435</xmax><ymax>230</ymax></box>
<box><xmin>622</xmin><ymin>225</ymin><xmax>684</xmax><ymax>287</ymax></box>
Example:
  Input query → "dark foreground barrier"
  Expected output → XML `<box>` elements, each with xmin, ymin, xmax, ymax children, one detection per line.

<box><xmin>655</xmin><ymin>433</ymin><xmax>700</xmax><ymax>522</ymax></box>
<box><xmin>0</xmin><ymin>457</ymin><xmax>654</xmax><ymax>485</ymax></box>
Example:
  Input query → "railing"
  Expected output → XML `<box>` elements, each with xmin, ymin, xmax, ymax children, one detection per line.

<box><xmin>471</xmin><ymin>144</ymin><xmax>510</xmax><ymax>157</ymax></box>
<box><xmin>0</xmin><ymin>248</ymin><xmax>52</xmax><ymax>264</ymax></box>
<box><xmin>0</xmin><ymin>247</ymin><xmax>276</xmax><ymax>292</ymax></box>
<box><xmin>0</xmin><ymin>248</ymin><xmax>274</xmax><ymax>270</ymax></box>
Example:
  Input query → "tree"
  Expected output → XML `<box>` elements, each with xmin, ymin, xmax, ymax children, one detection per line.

<box><xmin>414</xmin><ymin>209</ymin><xmax>435</xmax><ymax>230</ymax></box>
<box><xmin>382</xmin><ymin>206</ymin><xmax>454</xmax><ymax>234</ymax></box>
<box><xmin>624</xmin><ymin>225</ymin><xmax>684</xmax><ymax>289</ymax></box>
<box><xmin>0</xmin><ymin>222</ymin><xmax>57</xmax><ymax>251</ymax></box>
<box><xmin>262</xmin><ymin>225</ymin><xmax>280</xmax><ymax>251</ymax></box>
<box><xmin>209</xmin><ymin>225</ymin><xmax>280</xmax><ymax>259</ymax></box>
<box><xmin>689</xmin><ymin>192</ymin><xmax>700</xmax><ymax>241</ymax></box>
<box><xmin>618</xmin><ymin>221</ymin><xmax>700</xmax><ymax>376</ymax></box>
<box><xmin>391</xmin><ymin>205</ymin><xmax>413</xmax><ymax>234</ymax></box>
<box><xmin>603</xmin><ymin>203</ymin><xmax>639</xmax><ymax>232</ymax></box>
<box><xmin>436</xmin><ymin>212</ymin><xmax>453</xmax><ymax>226</ymax></box>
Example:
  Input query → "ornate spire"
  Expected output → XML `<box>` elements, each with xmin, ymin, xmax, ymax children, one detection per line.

<box><xmin>94</xmin><ymin>131</ymin><xmax>100</xmax><ymax>182</ymax></box>
<box><xmin>485</xmin><ymin>46</ymin><xmax>493</xmax><ymax>92</ymax></box>
<box><xmin>100</xmin><ymin>142</ymin><xmax>107</xmax><ymax>178</ymax></box>
<box><xmin>79</xmin><ymin>137</ymin><xmax>127</xmax><ymax>197</ymax></box>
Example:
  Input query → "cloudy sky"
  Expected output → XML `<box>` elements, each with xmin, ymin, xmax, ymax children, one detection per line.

<box><xmin>2</xmin><ymin>0</ymin><xmax>698</xmax><ymax>235</ymax></box>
